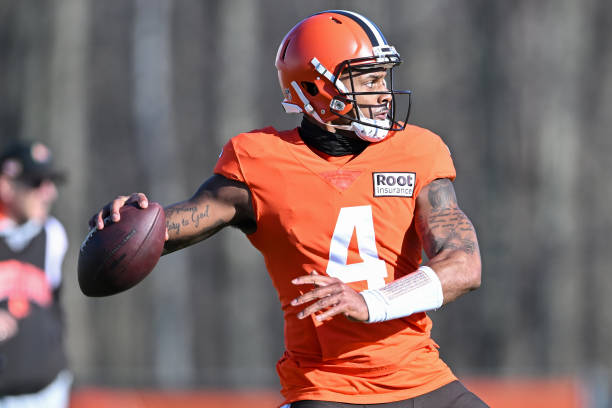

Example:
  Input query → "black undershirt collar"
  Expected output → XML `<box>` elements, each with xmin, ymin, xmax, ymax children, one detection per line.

<box><xmin>298</xmin><ymin>117</ymin><xmax>370</xmax><ymax>157</ymax></box>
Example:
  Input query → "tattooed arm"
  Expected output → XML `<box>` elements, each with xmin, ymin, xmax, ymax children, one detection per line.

<box><xmin>162</xmin><ymin>175</ymin><xmax>254</xmax><ymax>254</ymax></box>
<box><xmin>290</xmin><ymin>178</ymin><xmax>481</xmax><ymax>323</ymax></box>
<box><xmin>89</xmin><ymin>175</ymin><xmax>255</xmax><ymax>255</ymax></box>
<box><xmin>415</xmin><ymin>178</ymin><xmax>481</xmax><ymax>304</ymax></box>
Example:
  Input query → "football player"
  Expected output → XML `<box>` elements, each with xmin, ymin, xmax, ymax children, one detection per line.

<box><xmin>91</xmin><ymin>10</ymin><xmax>486</xmax><ymax>408</ymax></box>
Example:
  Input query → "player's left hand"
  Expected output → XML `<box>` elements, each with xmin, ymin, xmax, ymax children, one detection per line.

<box><xmin>291</xmin><ymin>272</ymin><xmax>369</xmax><ymax>322</ymax></box>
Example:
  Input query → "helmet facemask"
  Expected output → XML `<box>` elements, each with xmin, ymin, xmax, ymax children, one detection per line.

<box><xmin>305</xmin><ymin>47</ymin><xmax>411</xmax><ymax>142</ymax></box>
<box><xmin>329</xmin><ymin>55</ymin><xmax>411</xmax><ymax>142</ymax></box>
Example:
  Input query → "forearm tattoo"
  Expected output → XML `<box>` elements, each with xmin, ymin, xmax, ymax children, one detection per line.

<box><xmin>418</xmin><ymin>179</ymin><xmax>477</xmax><ymax>256</ymax></box>
<box><xmin>165</xmin><ymin>205</ymin><xmax>210</xmax><ymax>236</ymax></box>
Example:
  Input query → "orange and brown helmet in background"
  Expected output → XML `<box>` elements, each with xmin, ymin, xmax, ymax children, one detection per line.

<box><xmin>275</xmin><ymin>10</ymin><xmax>412</xmax><ymax>142</ymax></box>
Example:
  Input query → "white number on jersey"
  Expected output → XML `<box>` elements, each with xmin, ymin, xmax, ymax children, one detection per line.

<box><xmin>326</xmin><ymin>205</ymin><xmax>387</xmax><ymax>289</ymax></box>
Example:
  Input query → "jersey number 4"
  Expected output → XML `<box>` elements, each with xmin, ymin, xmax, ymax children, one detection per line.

<box><xmin>326</xmin><ymin>205</ymin><xmax>387</xmax><ymax>290</ymax></box>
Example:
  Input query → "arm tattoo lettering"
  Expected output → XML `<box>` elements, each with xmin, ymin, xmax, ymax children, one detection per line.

<box><xmin>167</xmin><ymin>220</ymin><xmax>181</xmax><ymax>235</ymax></box>
<box><xmin>165</xmin><ymin>205</ymin><xmax>210</xmax><ymax>236</ymax></box>
<box><xmin>418</xmin><ymin>179</ymin><xmax>477</xmax><ymax>256</ymax></box>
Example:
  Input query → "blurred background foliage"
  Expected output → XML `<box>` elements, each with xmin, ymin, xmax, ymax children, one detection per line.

<box><xmin>1</xmin><ymin>0</ymin><xmax>611</xmax><ymax>397</ymax></box>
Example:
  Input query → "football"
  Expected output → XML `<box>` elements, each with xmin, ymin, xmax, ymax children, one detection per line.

<box><xmin>78</xmin><ymin>202</ymin><xmax>166</xmax><ymax>297</ymax></box>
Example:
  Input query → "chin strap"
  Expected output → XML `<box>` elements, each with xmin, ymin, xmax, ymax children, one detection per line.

<box><xmin>336</xmin><ymin>116</ymin><xmax>390</xmax><ymax>142</ymax></box>
<box><xmin>305</xmin><ymin>108</ymin><xmax>390</xmax><ymax>142</ymax></box>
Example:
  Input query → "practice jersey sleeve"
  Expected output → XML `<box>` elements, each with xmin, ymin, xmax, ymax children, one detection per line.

<box><xmin>214</xmin><ymin>138</ymin><xmax>246</xmax><ymax>184</ymax></box>
<box><xmin>411</xmin><ymin>129</ymin><xmax>457</xmax><ymax>199</ymax></box>
<box><xmin>429</xmin><ymin>131</ymin><xmax>456</xmax><ymax>182</ymax></box>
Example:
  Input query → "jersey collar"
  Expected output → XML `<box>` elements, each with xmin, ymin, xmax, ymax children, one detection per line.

<box><xmin>298</xmin><ymin>117</ymin><xmax>370</xmax><ymax>157</ymax></box>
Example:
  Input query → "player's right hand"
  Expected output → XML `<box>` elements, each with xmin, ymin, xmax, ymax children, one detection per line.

<box><xmin>88</xmin><ymin>193</ymin><xmax>149</xmax><ymax>230</ymax></box>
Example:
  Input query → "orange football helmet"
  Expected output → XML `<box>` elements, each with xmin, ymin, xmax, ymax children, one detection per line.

<box><xmin>275</xmin><ymin>10</ymin><xmax>411</xmax><ymax>142</ymax></box>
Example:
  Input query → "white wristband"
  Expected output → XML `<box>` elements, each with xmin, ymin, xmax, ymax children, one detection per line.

<box><xmin>360</xmin><ymin>266</ymin><xmax>444</xmax><ymax>323</ymax></box>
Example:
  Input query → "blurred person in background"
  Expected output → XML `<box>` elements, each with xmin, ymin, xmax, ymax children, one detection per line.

<box><xmin>0</xmin><ymin>141</ymin><xmax>71</xmax><ymax>408</ymax></box>
<box><xmin>91</xmin><ymin>10</ymin><xmax>486</xmax><ymax>408</ymax></box>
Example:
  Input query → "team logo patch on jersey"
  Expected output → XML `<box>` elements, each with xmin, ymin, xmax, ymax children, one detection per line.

<box><xmin>372</xmin><ymin>172</ymin><xmax>416</xmax><ymax>197</ymax></box>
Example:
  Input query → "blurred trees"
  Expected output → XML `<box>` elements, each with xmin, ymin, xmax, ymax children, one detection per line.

<box><xmin>1</xmin><ymin>0</ymin><xmax>611</xmax><ymax>392</ymax></box>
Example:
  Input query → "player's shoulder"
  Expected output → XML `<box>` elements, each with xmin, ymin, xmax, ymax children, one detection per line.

<box><xmin>389</xmin><ymin>123</ymin><xmax>450</xmax><ymax>154</ymax></box>
<box><xmin>231</xmin><ymin>126</ymin><xmax>293</xmax><ymax>142</ymax></box>
<box><xmin>227</xmin><ymin>126</ymin><xmax>298</xmax><ymax>155</ymax></box>
<box><xmin>392</xmin><ymin>123</ymin><xmax>443</xmax><ymax>142</ymax></box>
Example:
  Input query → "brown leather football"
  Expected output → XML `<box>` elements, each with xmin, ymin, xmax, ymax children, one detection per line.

<box><xmin>78</xmin><ymin>202</ymin><xmax>166</xmax><ymax>297</ymax></box>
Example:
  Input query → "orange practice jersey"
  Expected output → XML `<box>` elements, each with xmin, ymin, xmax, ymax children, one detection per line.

<box><xmin>214</xmin><ymin>124</ymin><xmax>457</xmax><ymax>405</ymax></box>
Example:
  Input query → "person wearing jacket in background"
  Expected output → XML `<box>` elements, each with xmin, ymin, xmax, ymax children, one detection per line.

<box><xmin>0</xmin><ymin>141</ymin><xmax>71</xmax><ymax>408</ymax></box>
